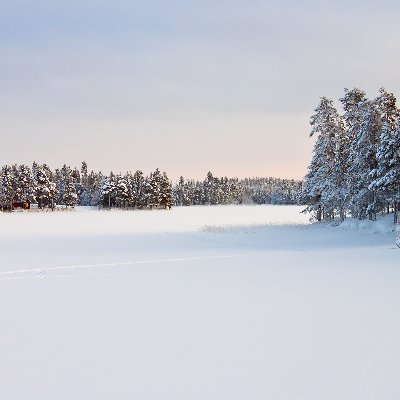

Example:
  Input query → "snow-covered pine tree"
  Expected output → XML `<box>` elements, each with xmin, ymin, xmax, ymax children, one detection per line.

<box><xmin>79</xmin><ymin>162</ymin><xmax>93</xmax><ymax>206</ymax></box>
<box><xmin>91</xmin><ymin>171</ymin><xmax>103</xmax><ymax>206</ymax></box>
<box><xmin>124</xmin><ymin>172</ymin><xmax>134</xmax><ymax>208</ymax></box>
<box><xmin>17</xmin><ymin>164</ymin><xmax>34</xmax><ymax>206</ymax></box>
<box><xmin>339</xmin><ymin>88</ymin><xmax>368</xmax><ymax>219</ymax></box>
<box><xmin>55</xmin><ymin>164</ymin><xmax>70</xmax><ymax>205</ymax></box>
<box><xmin>70</xmin><ymin>167</ymin><xmax>82</xmax><ymax>204</ymax></box>
<box><xmin>303</xmin><ymin>87</ymin><xmax>400</xmax><ymax>224</ymax></box>
<box><xmin>347</xmin><ymin>98</ymin><xmax>381</xmax><ymax>220</ymax></box>
<box><xmin>159</xmin><ymin>172</ymin><xmax>173</xmax><ymax>209</ymax></box>
<box><xmin>148</xmin><ymin>168</ymin><xmax>162</xmax><ymax>209</ymax></box>
<box><xmin>369</xmin><ymin>89</ymin><xmax>400</xmax><ymax>222</ymax></box>
<box><xmin>303</xmin><ymin>97</ymin><xmax>344</xmax><ymax>221</ymax></box>
<box><xmin>11</xmin><ymin>165</ymin><xmax>20</xmax><ymax>206</ymax></box>
<box><xmin>173</xmin><ymin>176</ymin><xmax>185</xmax><ymax>206</ymax></box>
<box><xmin>203</xmin><ymin>172</ymin><xmax>224</xmax><ymax>205</ymax></box>
<box><xmin>81</xmin><ymin>161</ymin><xmax>88</xmax><ymax>185</ymax></box>
<box><xmin>100</xmin><ymin>173</ymin><xmax>116</xmax><ymax>208</ymax></box>
<box><xmin>0</xmin><ymin>165</ymin><xmax>15</xmax><ymax>211</ymax></box>
<box><xmin>63</xmin><ymin>171</ymin><xmax>78</xmax><ymax>208</ymax></box>
<box><xmin>131</xmin><ymin>170</ymin><xmax>145</xmax><ymax>209</ymax></box>
<box><xmin>81</xmin><ymin>170</ymin><xmax>102</xmax><ymax>206</ymax></box>
<box><xmin>34</xmin><ymin>164</ymin><xmax>56</xmax><ymax>210</ymax></box>
<box><xmin>193</xmin><ymin>181</ymin><xmax>204</xmax><ymax>205</ymax></box>
<box><xmin>229</xmin><ymin>178</ymin><xmax>243</xmax><ymax>204</ymax></box>
<box><xmin>114</xmin><ymin>174</ymin><xmax>129</xmax><ymax>208</ymax></box>
<box><xmin>370</xmin><ymin>119</ymin><xmax>400</xmax><ymax>222</ymax></box>
<box><xmin>141</xmin><ymin>175</ymin><xmax>153</xmax><ymax>209</ymax></box>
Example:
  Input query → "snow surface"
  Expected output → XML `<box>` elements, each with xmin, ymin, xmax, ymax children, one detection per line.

<box><xmin>0</xmin><ymin>205</ymin><xmax>399</xmax><ymax>400</ymax></box>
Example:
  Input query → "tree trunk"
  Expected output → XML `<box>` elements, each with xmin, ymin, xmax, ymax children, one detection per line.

<box><xmin>316</xmin><ymin>205</ymin><xmax>322</xmax><ymax>222</ymax></box>
<box><xmin>339</xmin><ymin>204</ymin><xmax>345</xmax><ymax>223</ymax></box>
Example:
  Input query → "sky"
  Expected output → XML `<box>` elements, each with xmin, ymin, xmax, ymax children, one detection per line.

<box><xmin>1</xmin><ymin>0</ymin><xmax>399</xmax><ymax>181</ymax></box>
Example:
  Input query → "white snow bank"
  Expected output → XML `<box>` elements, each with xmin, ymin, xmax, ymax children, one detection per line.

<box><xmin>336</xmin><ymin>213</ymin><xmax>398</xmax><ymax>234</ymax></box>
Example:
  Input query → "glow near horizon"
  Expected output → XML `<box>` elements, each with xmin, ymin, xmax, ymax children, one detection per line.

<box><xmin>0</xmin><ymin>0</ymin><xmax>399</xmax><ymax>181</ymax></box>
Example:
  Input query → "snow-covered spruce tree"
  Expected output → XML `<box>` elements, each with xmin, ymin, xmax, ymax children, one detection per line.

<box><xmin>339</xmin><ymin>88</ymin><xmax>368</xmax><ymax>219</ymax></box>
<box><xmin>347</xmin><ymin>97</ymin><xmax>381</xmax><ymax>220</ymax></box>
<box><xmin>34</xmin><ymin>164</ymin><xmax>58</xmax><ymax>210</ymax></box>
<box><xmin>124</xmin><ymin>172</ymin><xmax>134</xmax><ymax>208</ymax></box>
<box><xmin>45</xmin><ymin>165</ymin><xmax>57</xmax><ymax>210</ymax></box>
<box><xmin>141</xmin><ymin>175</ymin><xmax>153</xmax><ymax>209</ymax></box>
<box><xmin>55</xmin><ymin>164</ymin><xmax>70</xmax><ymax>205</ymax></box>
<box><xmin>100</xmin><ymin>173</ymin><xmax>116</xmax><ymax>208</ymax></box>
<box><xmin>81</xmin><ymin>161</ymin><xmax>88</xmax><ymax>187</ymax></box>
<box><xmin>370</xmin><ymin>119</ymin><xmax>400</xmax><ymax>222</ymax></box>
<box><xmin>0</xmin><ymin>164</ymin><xmax>34</xmax><ymax>210</ymax></box>
<box><xmin>131</xmin><ymin>170</ymin><xmax>145</xmax><ymax>209</ymax></box>
<box><xmin>82</xmin><ymin>170</ymin><xmax>102</xmax><ymax>206</ymax></box>
<box><xmin>144</xmin><ymin>172</ymin><xmax>155</xmax><ymax>209</ymax></box>
<box><xmin>11</xmin><ymin>165</ymin><xmax>20</xmax><ymax>205</ymax></box>
<box><xmin>114</xmin><ymin>174</ymin><xmax>129</xmax><ymax>208</ymax></box>
<box><xmin>303</xmin><ymin>87</ymin><xmax>400</xmax><ymax>223</ymax></box>
<box><xmin>33</xmin><ymin>164</ymin><xmax>47</xmax><ymax>209</ymax></box>
<box><xmin>63</xmin><ymin>173</ymin><xmax>78</xmax><ymax>208</ymax></box>
<box><xmin>78</xmin><ymin>162</ymin><xmax>100</xmax><ymax>206</ymax></box>
<box><xmin>173</xmin><ymin>176</ymin><xmax>186</xmax><ymax>206</ymax></box>
<box><xmin>219</xmin><ymin>177</ymin><xmax>231</xmax><ymax>204</ymax></box>
<box><xmin>147</xmin><ymin>168</ymin><xmax>162</xmax><ymax>209</ymax></box>
<box><xmin>202</xmin><ymin>172</ymin><xmax>224</xmax><ymax>205</ymax></box>
<box><xmin>16</xmin><ymin>164</ymin><xmax>34</xmax><ymax>206</ymax></box>
<box><xmin>71</xmin><ymin>167</ymin><xmax>82</xmax><ymax>204</ymax></box>
<box><xmin>369</xmin><ymin>89</ymin><xmax>400</xmax><ymax>223</ymax></box>
<box><xmin>160</xmin><ymin>172</ymin><xmax>173</xmax><ymax>209</ymax></box>
<box><xmin>203</xmin><ymin>172</ymin><xmax>213</xmax><ymax>205</ymax></box>
<box><xmin>211</xmin><ymin>176</ymin><xmax>223</xmax><ymax>205</ymax></box>
<box><xmin>54</xmin><ymin>168</ymin><xmax>63</xmax><ymax>205</ymax></box>
<box><xmin>0</xmin><ymin>165</ymin><xmax>15</xmax><ymax>211</ymax></box>
<box><xmin>176</xmin><ymin>178</ymin><xmax>194</xmax><ymax>205</ymax></box>
<box><xmin>229</xmin><ymin>178</ymin><xmax>243</xmax><ymax>204</ymax></box>
<box><xmin>303</xmin><ymin>97</ymin><xmax>345</xmax><ymax>221</ymax></box>
<box><xmin>184</xmin><ymin>180</ymin><xmax>203</xmax><ymax>205</ymax></box>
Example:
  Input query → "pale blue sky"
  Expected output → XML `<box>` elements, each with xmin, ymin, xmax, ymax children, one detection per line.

<box><xmin>1</xmin><ymin>0</ymin><xmax>399</xmax><ymax>179</ymax></box>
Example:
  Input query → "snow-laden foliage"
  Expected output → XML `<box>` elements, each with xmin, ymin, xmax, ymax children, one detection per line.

<box><xmin>172</xmin><ymin>173</ymin><xmax>302</xmax><ymax>206</ymax></box>
<box><xmin>303</xmin><ymin>97</ymin><xmax>347</xmax><ymax>221</ymax></box>
<box><xmin>303</xmin><ymin>87</ymin><xmax>400</xmax><ymax>223</ymax></box>
<box><xmin>0</xmin><ymin>162</ymin><xmax>173</xmax><ymax>211</ymax></box>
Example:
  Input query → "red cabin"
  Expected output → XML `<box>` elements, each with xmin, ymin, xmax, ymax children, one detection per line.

<box><xmin>12</xmin><ymin>200</ymin><xmax>31</xmax><ymax>210</ymax></box>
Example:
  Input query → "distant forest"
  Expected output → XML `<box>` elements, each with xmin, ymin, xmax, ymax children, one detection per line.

<box><xmin>0</xmin><ymin>162</ymin><xmax>302</xmax><ymax>211</ymax></box>
<box><xmin>173</xmin><ymin>173</ymin><xmax>302</xmax><ymax>206</ymax></box>
<box><xmin>303</xmin><ymin>88</ymin><xmax>400</xmax><ymax>223</ymax></box>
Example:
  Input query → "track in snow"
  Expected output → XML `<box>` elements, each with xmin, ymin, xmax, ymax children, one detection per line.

<box><xmin>0</xmin><ymin>254</ymin><xmax>253</xmax><ymax>280</ymax></box>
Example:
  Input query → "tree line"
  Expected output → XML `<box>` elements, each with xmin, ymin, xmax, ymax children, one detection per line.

<box><xmin>0</xmin><ymin>162</ymin><xmax>173</xmax><ymax>211</ymax></box>
<box><xmin>173</xmin><ymin>172</ymin><xmax>302</xmax><ymax>206</ymax></box>
<box><xmin>0</xmin><ymin>163</ymin><xmax>303</xmax><ymax>211</ymax></box>
<box><xmin>303</xmin><ymin>88</ymin><xmax>400</xmax><ymax>223</ymax></box>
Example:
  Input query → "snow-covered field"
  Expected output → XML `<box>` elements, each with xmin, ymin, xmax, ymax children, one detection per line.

<box><xmin>0</xmin><ymin>205</ymin><xmax>399</xmax><ymax>400</ymax></box>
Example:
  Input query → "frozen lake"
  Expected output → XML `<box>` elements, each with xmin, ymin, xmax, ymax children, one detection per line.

<box><xmin>0</xmin><ymin>205</ymin><xmax>399</xmax><ymax>400</ymax></box>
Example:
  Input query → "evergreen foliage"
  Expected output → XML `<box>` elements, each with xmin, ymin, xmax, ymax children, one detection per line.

<box><xmin>303</xmin><ymin>88</ymin><xmax>400</xmax><ymax>223</ymax></box>
<box><xmin>0</xmin><ymin>162</ymin><xmax>173</xmax><ymax>211</ymax></box>
<box><xmin>172</xmin><ymin>173</ymin><xmax>302</xmax><ymax>206</ymax></box>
